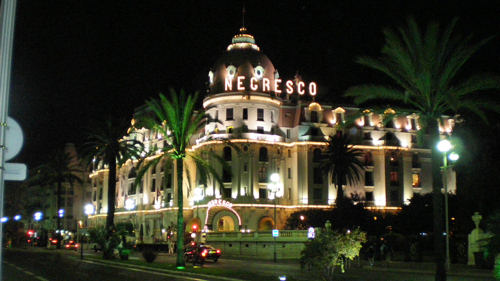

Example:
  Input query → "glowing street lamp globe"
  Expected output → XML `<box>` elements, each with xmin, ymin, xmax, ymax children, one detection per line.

<box><xmin>125</xmin><ymin>198</ymin><xmax>136</xmax><ymax>210</ymax></box>
<box><xmin>14</xmin><ymin>215</ymin><xmax>21</xmax><ymax>221</ymax></box>
<box><xmin>0</xmin><ymin>217</ymin><xmax>8</xmax><ymax>223</ymax></box>
<box><xmin>270</xmin><ymin>173</ymin><xmax>280</xmax><ymax>183</ymax></box>
<box><xmin>449</xmin><ymin>152</ymin><xmax>459</xmax><ymax>161</ymax></box>
<box><xmin>84</xmin><ymin>204</ymin><xmax>95</xmax><ymax>216</ymax></box>
<box><xmin>437</xmin><ymin>139</ymin><xmax>452</xmax><ymax>152</ymax></box>
<box><xmin>33</xmin><ymin>211</ymin><xmax>43</xmax><ymax>221</ymax></box>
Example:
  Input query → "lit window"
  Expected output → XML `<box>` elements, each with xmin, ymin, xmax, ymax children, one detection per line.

<box><xmin>412</xmin><ymin>173</ymin><xmax>421</xmax><ymax>187</ymax></box>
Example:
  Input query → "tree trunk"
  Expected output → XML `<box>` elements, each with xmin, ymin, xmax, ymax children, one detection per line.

<box><xmin>176</xmin><ymin>158</ymin><xmax>185</xmax><ymax>267</ymax></box>
<box><xmin>335</xmin><ymin>179</ymin><xmax>344</xmax><ymax>205</ymax></box>
<box><xmin>56</xmin><ymin>180</ymin><xmax>62</xmax><ymax>249</ymax></box>
<box><xmin>106</xmin><ymin>154</ymin><xmax>117</xmax><ymax>238</ymax></box>
<box><xmin>429</xmin><ymin>123</ymin><xmax>446</xmax><ymax>281</ymax></box>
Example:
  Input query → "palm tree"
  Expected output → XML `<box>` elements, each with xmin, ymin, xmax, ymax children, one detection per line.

<box><xmin>31</xmin><ymin>150</ymin><xmax>82</xmax><ymax>248</ymax></box>
<box><xmin>344</xmin><ymin>17</ymin><xmax>500</xmax><ymax>280</ymax></box>
<box><xmin>135</xmin><ymin>89</ymin><xmax>225</xmax><ymax>267</ymax></box>
<box><xmin>321</xmin><ymin>133</ymin><xmax>364</xmax><ymax>205</ymax></box>
<box><xmin>82</xmin><ymin>118</ymin><xmax>143</xmax><ymax>243</ymax></box>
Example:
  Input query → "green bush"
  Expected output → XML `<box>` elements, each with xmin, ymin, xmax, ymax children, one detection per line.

<box><xmin>301</xmin><ymin>228</ymin><xmax>366</xmax><ymax>281</ymax></box>
<box><xmin>88</xmin><ymin>226</ymin><xmax>121</xmax><ymax>259</ymax></box>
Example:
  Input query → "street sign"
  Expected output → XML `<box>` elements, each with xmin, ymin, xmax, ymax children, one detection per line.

<box><xmin>272</xmin><ymin>229</ymin><xmax>279</xmax><ymax>237</ymax></box>
<box><xmin>4</xmin><ymin>162</ymin><xmax>27</xmax><ymax>181</ymax></box>
<box><xmin>4</xmin><ymin>117</ymin><xmax>23</xmax><ymax>161</ymax></box>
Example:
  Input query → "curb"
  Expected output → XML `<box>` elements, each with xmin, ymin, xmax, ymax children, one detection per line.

<box><xmin>362</xmin><ymin>265</ymin><xmax>494</xmax><ymax>279</ymax></box>
<box><xmin>79</xmin><ymin>256</ymin><xmax>245</xmax><ymax>281</ymax></box>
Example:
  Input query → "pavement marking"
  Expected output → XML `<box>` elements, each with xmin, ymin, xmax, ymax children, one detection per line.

<box><xmin>3</xmin><ymin>261</ymin><xmax>50</xmax><ymax>281</ymax></box>
<box><xmin>81</xmin><ymin>259</ymin><xmax>210</xmax><ymax>281</ymax></box>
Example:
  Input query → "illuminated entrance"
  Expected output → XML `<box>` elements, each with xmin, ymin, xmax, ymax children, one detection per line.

<box><xmin>217</xmin><ymin>215</ymin><xmax>235</xmax><ymax>232</ymax></box>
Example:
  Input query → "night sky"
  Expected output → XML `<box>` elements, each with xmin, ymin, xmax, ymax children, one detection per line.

<box><xmin>8</xmin><ymin>0</ymin><xmax>500</xmax><ymax>167</ymax></box>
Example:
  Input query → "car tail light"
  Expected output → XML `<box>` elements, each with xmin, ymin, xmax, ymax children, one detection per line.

<box><xmin>201</xmin><ymin>250</ymin><xmax>208</xmax><ymax>257</ymax></box>
<box><xmin>216</xmin><ymin>249</ymin><xmax>221</xmax><ymax>254</ymax></box>
<box><xmin>65</xmin><ymin>245</ymin><xmax>70</xmax><ymax>248</ymax></box>
<box><xmin>75</xmin><ymin>244</ymin><xmax>79</xmax><ymax>248</ymax></box>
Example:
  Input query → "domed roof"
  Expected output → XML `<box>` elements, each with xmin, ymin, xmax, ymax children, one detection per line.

<box><xmin>208</xmin><ymin>27</ymin><xmax>277</xmax><ymax>95</ymax></box>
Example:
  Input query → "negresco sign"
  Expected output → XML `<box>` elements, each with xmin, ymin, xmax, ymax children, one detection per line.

<box><xmin>225</xmin><ymin>76</ymin><xmax>317</xmax><ymax>96</ymax></box>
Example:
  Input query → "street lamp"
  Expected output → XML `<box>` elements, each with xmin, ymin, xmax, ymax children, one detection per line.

<box><xmin>125</xmin><ymin>198</ymin><xmax>136</xmax><ymax>211</ymax></box>
<box><xmin>268</xmin><ymin>172</ymin><xmax>283</xmax><ymax>263</ymax></box>
<box><xmin>82</xmin><ymin>204</ymin><xmax>95</xmax><ymax>259</ymax></box>
<box><xmin>437</xmin><ymin>139</ymin><xmax>459</xmax><ymax>270</ymax></box>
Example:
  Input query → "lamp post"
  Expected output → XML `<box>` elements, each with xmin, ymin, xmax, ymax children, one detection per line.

<box><xmin>82</xmin><ymin>203</ymin><xmax>94</xmax><ymax>259</ymax></box>
<box><xmin>268</xmin><ymin>173</ymin><xmax>282</xmax><ymax>263</ymax></box>
<box><xmin>437</xmin><ymin>139</ymin><xmax>459</xmax><ymax>271</ymax></box>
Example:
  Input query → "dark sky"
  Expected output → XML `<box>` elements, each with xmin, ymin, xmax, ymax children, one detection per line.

<box><xmin>8</xmin><ymin>0</ymin><xmax>500</xmax><ymax>167</ymax></box>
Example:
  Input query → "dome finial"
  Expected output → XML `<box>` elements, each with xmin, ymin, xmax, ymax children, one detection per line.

<box><xmin>242</xmin><ymin>4</ymin><xmax>246</xmax><ymax>29</ymax></box>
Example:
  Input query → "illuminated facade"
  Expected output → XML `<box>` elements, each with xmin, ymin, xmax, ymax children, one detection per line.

<box><xmin>88</xmin><ymin>27</ymin><xmax>455</xmax><ymax>242</ymax></box>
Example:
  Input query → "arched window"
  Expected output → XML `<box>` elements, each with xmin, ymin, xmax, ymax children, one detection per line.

<box><xmin>223</xmin><ymin>146</ymin><xmax>232</xmax><ymax>161</ymax></box>
<box><xmin>364</xmin><ymin>152</ymin><xmax>373</xmax><ymax>166</ymax></box>
<box><xmin>313</xmin><ymin>148</ymin><xmax>322</xmax><ymax>162</ymax></box>
<box><xmin>259</xmin><ymin>147</ymin><xmax>268</xmax><ymax>162</ymax></box>
<box><xmin>128</xmin><ymin>168</ymin><xmax>137</xmax><ymax>179</ymax></box>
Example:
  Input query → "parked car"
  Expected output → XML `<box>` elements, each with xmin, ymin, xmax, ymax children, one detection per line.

<box><xmin>64</xmin><ymin>240</ymin><xmax>79</xmax><ymax>251</ymax></box>
<box><xmin>184</xmin><ymin>242</ymin><xmax>222</xmax><ymax>265</ymax></box>
<box><xmin>199</xmin><ymin>244</ymin><xmax>221</xmax><ymax>262</ymax></box>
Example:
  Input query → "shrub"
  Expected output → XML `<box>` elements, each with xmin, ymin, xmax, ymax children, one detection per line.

<box><xmin>142</xmin><ymin>248</ymin><xmax>157</xmax><ymax>263</ymax></box>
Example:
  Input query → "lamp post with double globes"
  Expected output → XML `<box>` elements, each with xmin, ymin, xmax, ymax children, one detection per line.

<box><xmin>268</xmin><ymin>173</ymin><xmax>283</xmax><ymax>263</ymax></box>
<box><xmin>437</xmin><ymin>139</ymin><xmax>459</xmax><ymax>271</ymax></box>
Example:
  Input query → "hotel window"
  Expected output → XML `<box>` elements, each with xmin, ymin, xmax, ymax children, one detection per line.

<box><xmin>363</xmin><ymin>115</ymin><xmax>371</xmax><ymax>126</ymax></box>
<box><xmin>389</xmin><ymin>152</ymin><xmax>399</xmax><ymax>167</ymax></box>
<box><xmin>259</xmin><ymin>147</ymin><xmax>268</xmax><ymax>162</ymax></box>
<box><xmin>215</xmin><ymin>110</ymin><xmax>219</xmax><ymax>121</ymax></box>
<box><xmin>363</xmin><ymin>132</ymin><xmax>371</xmax><ymax>140</ymax></box>
<box><xmin>259</xmin><ymin>188</ymin><xmax>267</xmax><ymax>199</ymax></box>
<box><xmin>365</xmin><ymin>171</ymin><xmax>374</xmax><ymax>186</ymax></box>
<box><xmin>390</xmin><ymin>190</ymin><xmax>399</xmax><ymax>202</ymax></box>
<box><xmin>166</xmin><ymin>192</ymin><xmax>172</xmax><ymax>203</ymax></box>
<box><xmin>412</xmin><ymin>153</ymin><xmax>420</xmax><ymax>168</ymax></box>
<box><xmin>258</xmin><ymin>166</ymin><xmax>268</xmax><ymax>182</ymax></box>
<box><xmin>93</xmin><ymin>191</ymin><xmax>96</xmax><ymax>201</ymax></box>
<box><xmin>412</xmin><ymin>173</ymin><xmax>421</xmax><ymax>187</ymax></box>
<box><xmin>243</xmin><ymin>163</ymin><xmax>248</xmax><ymax>172</ymax></box>
<box><xmin>288</xmin><ymin>149</ymin><xmax>291</xmax><ymax>158</ymax></box>
<box><xmin>364</xmin><ymin>152</ymin><xmax>374</xmax><ymax>166</ymax></box>
<box><xmin>151</xmin><ymin>178</ymin><xmax>156</xmax><ymax>192</ymax></box>
<box><xmin>365</xmin><ymin>191</ymin><xmax>374</xmax><ymax>201</ymax></box>
<box><xmin>410</xmin><ymin>118</ymin><xmax>417</xmax><ymax>130</ymax></box>
<box><xmin>288</xmin><ymin>188</ymin><xmax>291</xmax><ymax>200</ymax></box>
<box><xmin>271</xmin><ymin>111</ymin><xmax>274</xmax><ymax>123</ymax></box>
<box><xmin>310</xmin><ymin>111</ymin><xmax>318</xmax><ymax>122</ymax></box>
<box><xmin>390</xmin><ymin>171</ymin><xmax>399</xmax><ymax>186</ymax></box>
<box><xmin>313</xmin><ymin>167</ymin><xmax>323</xmax><ymax>184</ymax></box>
<box><xmin>286</xmin><ymin>129</ymin><xmax>291</xmax><ymax>139</ymax></box>
<box><xmin>243</xmin><ymin>108</ymin><xmax>248</xmax><ymax>120</ymax></box>
<box><xmin>313</xmin><ymin>188</ymin><xmax>322</xmax><ymax>200</ymax></box>
<box><xmin>222</xmin><ymin>168</ymin><xmax>232</xmax><ymax>182</ymax></box>
<box><xmin>288</xmin><ymin>168</ymin><xmax>291</xmax><ymax>179</ymax></box>
<box><xmin>257</xmin><ymin>126</ymin><xmax>264</xmax><ymax>134</ymax></box>
<box><xmin>226</xmin><ymin>108</ymin><xmax>233</xmax><ymax>120</ymax></box>
<box><xmin>223</xmin><ymin>187</ymin><xmax>232</xmax><ymax>198</ymax></box>
<box><xmin>313</xmin><ymin>148</ymin><xmax>322</xmax><ymax>162</ymax></box>
<box><xmin>139</xmin><ymin>181</ymin><xmax>143</xmax><ymax>193</ymax></box>
<box><xmin>128</xmin><ymin>183</ymin><xmax>135</xmax><ymax>195</ymax></box>
<box><xmin>257</xmin><ymin>108</ymin><xmax>264</xmax><ymax>121</ymax></box>
<box><xmin>335</xmin><ymin>113</ymin><xmax>343</xmax><ymax>124</ymax></box>
<box><xmin>223</xmin><ymin>146</ymin><xmax>232</xmax><ymax>161</ymax></box>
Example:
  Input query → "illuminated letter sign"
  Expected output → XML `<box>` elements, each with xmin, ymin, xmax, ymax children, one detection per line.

<box><xmin>309</xmin><ymin>82</ymin><xmax>317</xmax><ymax>96</ymax></box>
<box><xmin>262</xmin><ymin>78</ymin><xmax>271</xmax><ymax>92</ymax></box>
<box><xmin>286</xmin><ymin>80</ymin><xmax>294</xmax><ymax>94</ymax></box>
<box><xmin>237</xmin><ymin>76</ymin><xmax>245</xmax><ymax>91</ymax></box>
<box><xmin>207</xmin><ymin>199</ymin><xmax>233</xmax><ymax>209</ymax></box>
<box><xmin>297</xmin><ymin>81</ymin><xmax>305</xmax><ymax>95</ymax></box>
<box><xmin>225</xmin><ymin>77</ymin><xmax>232</xmax><ymax>91</ymax></box>
<box><xmin>250</xmin><ymin>77</ymin><xmax>258</xmax><ymax>91</ymax></box>
<box><xmin>274</xmin><ymin>79</ymin><xmax>282</xmax><ymax>94</ymax></box>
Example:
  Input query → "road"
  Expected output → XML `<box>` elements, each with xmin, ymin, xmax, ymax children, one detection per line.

<box><xmin>2</xmin><ymin>249</ymin><xmax>219</xmax><ymax>281</ymax></box>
